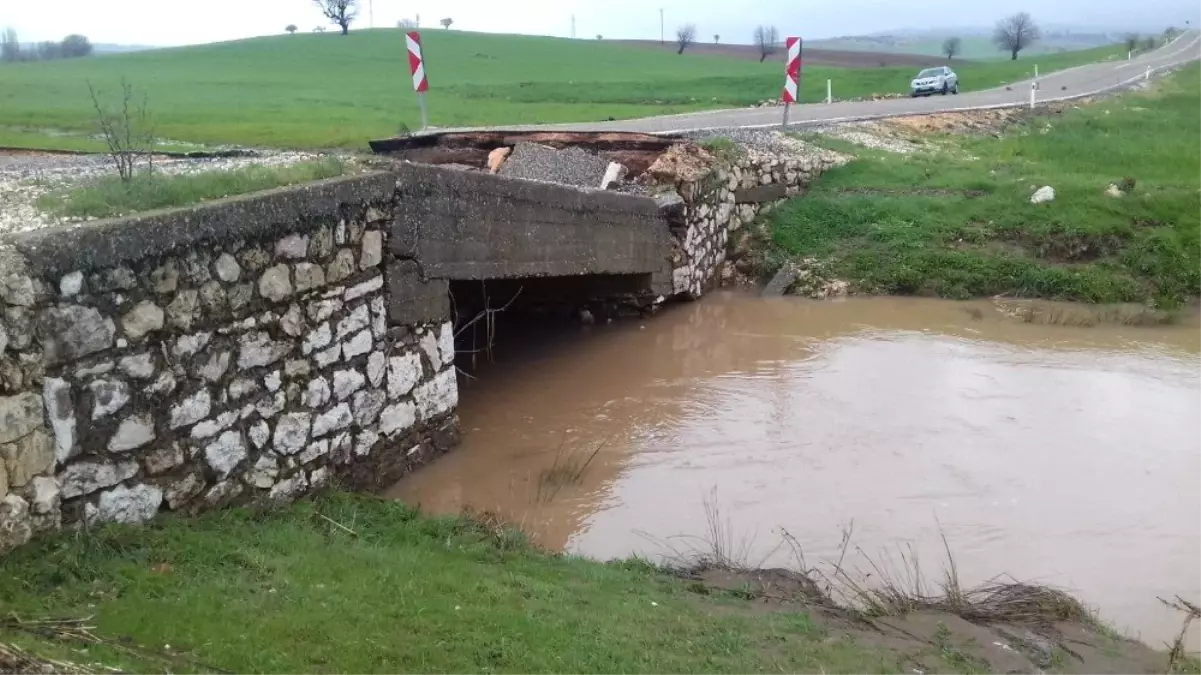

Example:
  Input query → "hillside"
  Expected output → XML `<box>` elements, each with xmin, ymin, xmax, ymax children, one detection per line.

<box><xmin>0</xmin><ymin>29</ymin><xmax>1125</xmax><ymax>149</ymax></box>
<box><xmin>812</xmin><ymin>31</ymin><xmax>1119</xmax><ymax>60</ymax></box>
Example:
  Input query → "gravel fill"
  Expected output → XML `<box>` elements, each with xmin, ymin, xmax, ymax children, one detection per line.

<box><xmin>0</xmin><ymin>150</ymin><xmax>337</xmax><ymax>235</ymax></box>
<box><xmin>684</xmin><ymin>127</ymin><xmax>837</xmax><ymax>158</ymax></box>
<box><xmin>497</xmin><ymin>143</ymin><xmax>611</xmax><ymax>189</ymax></box>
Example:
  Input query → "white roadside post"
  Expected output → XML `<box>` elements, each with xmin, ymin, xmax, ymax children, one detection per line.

<box><xmin>826</xmin><ymin>78</ymin><xmax>832</xmax><ymax>104</ymax></box>
<box><xmin>1034</xmin><ymin>64</ymin><xmax>1039</xmax><ymax>79</ymax></box>
<box><xmin>781</xmin><ymin>36</ymin><xmax>801</xmax><ymax>128</ymax></box>
<box><xmin>1030</xmin><ymin>80</ymin><xmax>1037</xmax><ymax>110</ymax></box>
<box><xmin>406</xmin><ymin>31</ymin><xmax>430</xmax><ymax>130</ymax></box>
<box><xmin>1146</xmin><ymin>66</ymin><xmax>1152</xmax><ymax>80</ymax></box>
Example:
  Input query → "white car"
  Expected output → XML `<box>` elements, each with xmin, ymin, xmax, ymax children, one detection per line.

<box><xmin>911</xmin><ymin>66</ymin><xmax>959</xmax><ymax>97</ymax></box>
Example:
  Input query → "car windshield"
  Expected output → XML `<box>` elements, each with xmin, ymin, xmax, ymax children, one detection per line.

<box><xmin>917</xmin><ymin>68</ymin><xmax>943</xmax><ymax>78</ymax></box>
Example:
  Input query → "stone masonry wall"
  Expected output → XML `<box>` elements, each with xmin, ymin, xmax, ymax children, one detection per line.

<box><xmin>0</xmin><ymin>173</ymin><xmax>459</xmax><ymax>553</ymax></box>
<box><xmin>664</xmin><ymin>148</ymin><xmax>848</xmax><ymax>299</ymax></box>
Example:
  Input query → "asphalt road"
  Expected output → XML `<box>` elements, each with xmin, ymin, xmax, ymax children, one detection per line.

<box><xmin>502</xmin><ymin>31</ymin><xmax>1201</xmax><ymax>134</ymax></box>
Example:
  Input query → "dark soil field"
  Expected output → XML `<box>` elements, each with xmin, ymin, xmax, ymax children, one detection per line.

<box><xmin>612</xmin><ymin>39</ymin><xmax>954</xmax><ymax>67</ymax></box>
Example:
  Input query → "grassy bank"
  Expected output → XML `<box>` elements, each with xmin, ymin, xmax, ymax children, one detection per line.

<box><xmin>766</xmin><ymin>63</ymin><xmax>1201</xmax><ymax>308</ymax></box>
<box><xmin>0</xmin><ymin>30</ymin><xmax>1124</xmax><ymax>149</ymax></box>
<box><xmin>0</xmin><ymin>491</ymin><xmax>1184</xmax><ymax>674</ymax></box>
<box><xmin>0</xmin><ymin>493</ymin><xmax>907</xmax><ymax>673</ymax></box>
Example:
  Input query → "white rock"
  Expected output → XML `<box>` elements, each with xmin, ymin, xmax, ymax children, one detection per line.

<box><xmin>259</xmin><ymin>264</ymin><xmax>293</xmax><ymax>302</ymax></box>
<box><xmin>600</xmin><ymin>161</ymin><xmax>628</xmax><ymax>189</ymax></box>
<box><xmin>88</xmin><ymin>379</ymin><xmax>129</xmax><ymax>420</ymax></box>
<box><xmin>238</xmin><ymin>332</ymin><xmax>291</xmax><ymax>370</ymax></box>
<box><xmin>190</xmin><ymin>410</ymin><xmax>239</xmax><ymax>439</ymax></box>
<box><xmin>204</xmin><ymin>431</ymin><xmax>247</xmax><ymax>479</ymax></box>
<box><xmin>379</xmin><ymin>401</ymin><xmax>416</xmax><ymax>436</ymax></box>
<box><xmin>304</xmin><ymin>377</ymin><xmax>331</xmax><ymax>408</ymax></box>
<box><xmin>298</xmin><ymin>438</ymin><xmax>329</xmax><ymax>465</ymax></box>
<box><xmin>308</xmin><ymin>298</ymin><xmax>342</xmax><ymax>323</ymax></box>
<box><xmin>276</xmin><ymin>234</ymin><xmax>309</xmax><ymax>259</ymax></box>
<box><xmin>229</xmin><ymin>377</ymin><xmax>260</xmax><ymax>401</ymax></box>
<box><xmin>302</xmin><ymin>322</ymin><xmax>332</xmax><ymax>355</ymax></box>
<box><xmin>28</xmin><ymin>476</ymin><xmax>60</xmax><ymax>515</ymax></box>
<box><xmin>387</xmin><ymin>353</ymin><xmax>422</xmax><ymax>399</ymax></box>
<box><xmin>280</xmin><ymin>304</ymin><xmax>305</xmax><ymax>337</ymax></box>
<box><xmin>59</xmin><ymin>460</ymin><xmax>138</xmax><ymax>499</ymax></box>
<box><xmin>343</xmin><ymin>329</ymin><xmax>372</xmax><ymax>359</ymax></box>
<box><xmin>1105</xmin><ymin>183</ymin><xmax>1124</xmax><ymax>198</ymax></box>
<box><xmin>360</xmin><ymin>230</ymin><xmax>383</xmax><ymax>270</ymax></box>
<box><xmin>310</xmin><ymin>466</ymin><xmax>331</xmax><ymax>489</ymax></box>
<box><xmin>344</xmin><ymin>274</ymin><xmax>382</xmax><ymax>302</ymax></box>
<box><xmin>1030</xmin><ymin>186</ymin><xmax>1055</xmax><ymax>204</ymax></box>
<box><xmin>264</xmin><ymin>370</ymin><xmax>282</xmax><ymax>392</ymax></box>
<box><xmin>332</xmin><ymin>368</ymin><xmax>365</xmax><ymax>400</ymax></box>
<box><xmin>121</xmin><ymin>301</ymin><xmax>165</xmax><ymax>339</ymax></box>
<box><xmin>214</xmin><ymin>253</ymin><xmax>242</xmax><ymax>283</ymax></box>
<box><xmin>273</xmin><ymin>412</ymin><xmax>311</xmax><ymax>454</ymax></box>
<box><xmin>249</xmin><ymin>420</ymin><xmax>271</xmax><ymax>449</ymax></box>
<box><xmin>419</xmin><ymin>330</ymin><xmax>441</xmax><ymax>370</ymax></box>
<box><xmin>366</xmin><ymin>351</ymin><xmax>386</xmax><ymax>387</ymax></box>
<box><xmin>414</xmin><ymin>368</ymin><xmax>458</xmax><ymax>420</ymax></box>
<box><xmin>315</xmin><ymin>344</ymin><xmax>341</xmax><ymax>368</ymax></box>
<box><xmin>336</xmin><ymin>304</ymin><xmax>370</xmax><ymax>341</ymax></box>
<box><xmin>352</xmin><ymin>388</ymin><xmax>387</xmax><ymax>426</ymax></box>
<box><xmin>197</xmin><ymin>350</ymin><xmax>232</xmax><ymax>382</ymax></box>
<box><xmin>59</xmin><ymin>271</ymin><xmax>83</xmax><ymax>297</ymax></box>
<box><xmin>312</xmin><ymin>403</ymin><xmax>352</xmax><ymax>437</ymax></box>
<box><xmin>108</xmin><ymin>414</ymin><xmax>155</xmax><ymax>452</ymax></box>
<box><xmin>169</xmin><ymin>388</ymin><xmax>211</xmax><ymax>429</ymax></box>
<box><xmin>248</xmin><ymin>454</ymin><xmax>280</xmax><ymax>488</ymax></box>
<box><xmin>354</xmin><ymin>430</ymin><xmax>379</xmax><ymax>456</ymax></box>
<box><xmin>174</xmin><ymin>332</ymin><xmax>212</xmax><ymax>358</ymax></box>
<box><xmin>43</xmin><ymin>378</ymin><xmax>76</xmax><ymax>463</ymax></box>
<box><xmin>437</xmin><ymin>322</ymin><xmax>455</xmax><ymax>367</ymax></box>
<box><xmin>91</xmin><ymin>483</ymin><xmax>163</xmax><ymax>524</ymax></box>
<box><xmin>145</xmin><ymin>371</ymin><xmax>177</xmax><ymax>396</ymax></box>
<box><xmin>164</xmin><ymin>472</ymin><xmax>205</xmax><ymax>509</ymax></box>
<box><xmin>119</xmin><ymin>353</ymin><xmax>156</xmax><ymax>379</ymax></box>
<box><xmin>268</xmin><ymin>473</ymin><xmax>307</xmax><ymax>502</ymax></box>
<box><xmin>256</xmin><ymin>392</ymin><xmax>286</xmax><ymax>418</ymax></box>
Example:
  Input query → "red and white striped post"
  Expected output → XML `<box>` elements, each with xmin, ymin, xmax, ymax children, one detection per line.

<box><xmin>781</xmin><ymin>36</ymin><xmax>801</xmax><ymax>128</ymax></box>
<box><xmin>406</xmin><ymin>31</ymin><xmax>430</xmax><ymax>130</ymax></box>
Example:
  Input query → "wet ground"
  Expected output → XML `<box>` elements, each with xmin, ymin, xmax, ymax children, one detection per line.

<box><xmin>390</xmin><ymin>292</ymin><xmax>1201</xmax><ymax>650</ymax></box>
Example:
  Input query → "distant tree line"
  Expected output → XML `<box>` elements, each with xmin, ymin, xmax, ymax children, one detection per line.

<box><xmin>1</xmin><ymin>28</ymin><xmax>93</xmax><ymax>62</ymax></box>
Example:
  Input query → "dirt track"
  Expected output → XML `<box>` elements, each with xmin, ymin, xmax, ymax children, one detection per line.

<box><xmin>611</xmin><ymin>39</ymin><xmax>952</xmax><ymax>68</ymax></box>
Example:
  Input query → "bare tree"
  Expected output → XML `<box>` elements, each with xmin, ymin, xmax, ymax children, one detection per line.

<box><xmin>312</xmin><ymin>0</ymin><xmax>358</xmax><ymax>36</ymax></box>
<box><xmin>753</xmin><ymin>25</ymin><xmax>779</xmax><ymax>62</ymax></box>
<box><xmin>714</xmin><ymin>33</ymin><xmax>720</xmax><ymax>43</ymax></box>
<box><xmin>87</xmin><ymin>79</ymin><xmax>155</xmax><ymax>183</ymax></box>
<box><xmin>596</xmin><ymin>34</ymin><xmax>603</xmax><ymax>40</ymax></box>
<box><xmin>397</xmin><ymin>18</ymin><xmax>418</xmax><ymax>29</ymax></box>
<box><xmin>993</xmin><ymin>12</ymin><xmax>1040</xmax><ymax>60</ymax></box>
<box><xmin>1</xmin><ymin>27</ymin><xmax>19</xmax><ymax>63</ymax></box>
<box><xmin>942</xmin><ymin>36</ymin><xmax>962</xmax><ymax>60</ymax></box>
<box><xmin>35</xmin><ymin>41</ymin><xmax>62</xmax><ymax>60</ymax></box>
<box><xmin>286</xmin><ymin>24</ymin><xmax>298</xmax><ymax>34</ymax></box>
<box><xmin>1141</xmin><ymin>35</ymin><xmax>1157</xmax><ymax>50</ymax></box>
<box><xmin>440</xmin><ymin>17</ymin><xmax>453</xmax><ymax>29</ymax></box>
<box><xmin>675</xmin><ymin>23</ymin><xmax>696</xmax><ymax>54</ymax></box>
<box><xmin>313</xmin><ymin>25</ymin><xmax>326</xmax><ymax>32</ymax></box>
<box><xmin>1124</xmin><ymin>32</ymin><xmax>1141</xmax><ymax>53</ymax></box>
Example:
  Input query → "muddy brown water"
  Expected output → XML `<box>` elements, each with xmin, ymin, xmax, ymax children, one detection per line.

<box><xmin>390</xmin><ymin>292</ymin><xmax>1201</xmax><ymax>649</ymax></box>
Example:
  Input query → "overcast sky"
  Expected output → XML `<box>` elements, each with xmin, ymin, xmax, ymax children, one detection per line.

<box><xmin>5</xmin><ymin>0</ymin><xmax>1199</xmax><ymax>46</ymax></box>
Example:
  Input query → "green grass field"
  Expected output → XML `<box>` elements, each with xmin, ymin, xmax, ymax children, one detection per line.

<box><xmin>768</xmin><ymin>64</ymin><xmax>1201</xmax><ymax>308</ymax></box>
<box><xmin>0</xmin><ymin>29</ymin><xmax>1126</xmax><ymax>149</ymax></box>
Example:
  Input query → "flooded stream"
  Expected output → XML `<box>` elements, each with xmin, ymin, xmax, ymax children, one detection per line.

<box><xmin>389</xmin><ymin>292</ymin><xmax>1201</xmax><ymax>648</ymax></box>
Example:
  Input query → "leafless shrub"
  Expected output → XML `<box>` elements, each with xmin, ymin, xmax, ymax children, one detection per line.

<box><xmin>942</xmin><ymin>36</ymin><xmax>962</xmax><ymax>60</ymax></box>
<box><xmin>451</xmin><ymin>282</ymin><xmax>523</xmax><ymax>373</ymax></box>
<box><xmin>675</xmin><ymin>23</ymin><xmax>696</xmax><ymax>55</ymax></box>
<box><xmin>754</xmin><ymin>25</ymin><xmax>779</xmax><ymax>62</ymax></box>
<box><xmin>87</xmin><ymin>78</ymin><xmax>155</xmax><ymax>183</ymax></box>
<box><xmin>1158</xmin><ymin>595</ymin><xmax>1201</xmax><ymax>673</ymax></box>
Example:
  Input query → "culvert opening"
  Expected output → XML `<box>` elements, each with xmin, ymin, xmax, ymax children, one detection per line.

<box><xmin>448</xmin><ymin>274</ymin><xmax>654</xmax><ymax>375</ymax></box>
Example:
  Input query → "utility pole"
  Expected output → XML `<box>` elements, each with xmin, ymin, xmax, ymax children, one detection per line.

<box><xmin>369</xmin><ymin>0</ymin><xmax>374</xmax><ymax>27</ymax></box>
<box><xmin>659</xmin><ymin>8</ymin><xmax>665</xmax><ymax>44</ymax></box>
<box><xmin>571</xmin><ymin>14</ymin><xmax>576</xmax><ymax>39</ymax></box>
